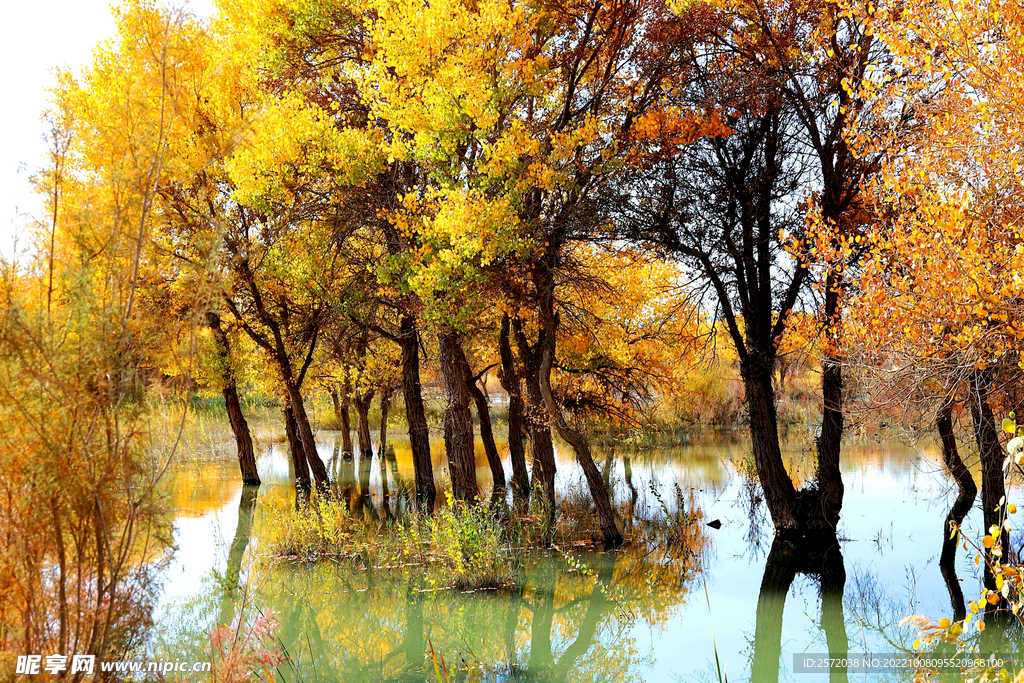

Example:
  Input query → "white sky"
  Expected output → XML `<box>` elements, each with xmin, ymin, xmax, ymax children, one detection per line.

<box><xmin>0</xmin><ymin>0</ymin><xmax>211</xmax><ymax>259</ymax></box>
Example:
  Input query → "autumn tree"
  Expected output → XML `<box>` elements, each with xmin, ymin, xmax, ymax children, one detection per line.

<box><xmin>0</xmin><ymin>2</ymin><xmax>198</xmax><ymax>666</ymax></box>
<box><xmin>623</xmin><ymin>6</ymin><xmax>821</xmax><ymax>531</ymax></box>
<box><xmin>840</xmin><ymin>0</ymin><xmax>1024</xmax><ymax>584</ymax></box>
<box><xmin>708</xmin><ymin>0</ymin><xmax>889</xmax><ymax>528</ymax></box>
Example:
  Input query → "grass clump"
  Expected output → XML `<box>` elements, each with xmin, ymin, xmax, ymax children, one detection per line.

<box><xmin>259</xmin><ymin>491</ymin><xmax>522</xmax><ymax>592</ymax></box>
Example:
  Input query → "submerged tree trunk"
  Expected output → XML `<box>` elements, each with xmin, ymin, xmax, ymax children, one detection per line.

<box><xmin>741</xmin><ymin>357</ymin><xmax>799</xmax><ymax>531</ymax></box>
<box><xmin>499</xmin><ymin>314</ymin><xmax>530</xmax><ymax>502</ymax></box>
<box><xmin>466</xmin><ymin>357</ymin><xmax>505</xmax><ymax>493</ymax></box>
<box><xmin>438</xmin><ymin>331</ymin><xmax>479</xmax><ymax>503</ymax></box>
<box><xmin>353</xmin><ymin>389</ymin><xmax>375</xmax><ymax>459</ymax></box>
<box><xmin>816</xmin><ymin>272</ymin><xmax>844</xmax><ymax>528</ymax></box>
<box><xmin>284</xmin><ymin>380</ymin><xmax>330</xmax><ymax>489</ymax></box>
<box><xmin>937</xmin><ymin>401</ymin><xmax>976</xmax><ymax>621</ymax></box>
<box><xmin>339</xmin><ymin>380</ymin><xmax>354</xmax><ymax>458</ymax></box>
<box><xmin>969</xmin><ymin>369</ymin><xmax>1008</xmax><ymax>596</ymax></box>
<box><xmin>283</xmin><ymin>395</ymin><xmax>311</xmax><ymax>491</ymax></box>
<box><xmin>206</xmin><ymin>312</ymin><xmax>260</xmax><ymax>485</ymax></box>
<box><xmin>399</xmin><ymin>315</ymin><xmax>436</xmax><ymax>512</ymax></box>
<box><xmin>379</xmin><ymin>389</ymin><xmax>392</xmax><ymax>456</ymax></box>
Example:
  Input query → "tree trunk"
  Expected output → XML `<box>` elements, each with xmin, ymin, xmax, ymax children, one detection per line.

<box><xmin>969</xmin><ymin>369</ymin><xmax>1008</xmax><ymax>595</ymax></box>
<box><xmin>284</xmin><ymin>380</ymin><xmax>330</xmax><ymax>489</ymax></box>
<box><xmin>937</xmin><ymin>401</ymin><xmax>976</xmax><ymax>621</ymax></box>
<box><xmin>353</xmin><ymin>389</ymin><xmax>375</xmax><ymax>459</ymax></box>
<box><xmin>379</xmin><ymin>406</ymin><xmax>392</xmax><ymax>517</ymax></box>
<box><xmin>468</xmin><ymin>370</ymin><xmax>506</xmax><ymax>494</ymax></box>
<box><xmin>399</xmin><ymin>315</ymin><xmax>436</xmax><ymax>512</ymax></box>
<box><xmin>938</xmin><ymin>401</ymin><xmax>978</xmax><ymax>520</ymax></box>
<box><xmin>741</xmin><ymin>357</ymin><xmax>799</xmax><ymax>531</ymax></box>
<box><xmin>816</xmin><ymin>271</ymin><xmax>844</xmax><ymax>528</ymax></box>
<box><xmin>499</xmin><ymin>315</ymin><xmax>530</xmax><ymax>502</ymax></box>
<box><xmin>207</xmin><ymin>312</ymin><xmax>260</xmax><ymax>485</ymax></box>
<box><xmin>379</xmin><ymin>389</ymin><xmax>392</xmax><ymax>456</ymax></box>
<box><xmin>339</xmin><ymin>380</ymin><xmax>354</xmax><ymax>458</ymax></box>
<box><xmin>438</xmin><ymin>330</ymin><xmax>479</xmax><ymax>503</ymax></box>
<box><xmin>331</xmin><ymin>388</ymin><xmax>342</xmax><ymax>422</ymax></box>
<box><xmin>514</xmin><ymin>318</ymin><xmax>557</xmax><ymax>519</ymax></box>
<box><xmin>283</xmin><ymin>395</ymin><xmax>311</xmax><ymax>490</ymax></box>
<box><xmin>357</xmin><ymin>447</ymin><xmax>373</xmax><ymax>516</ymax></box>
<box><xmin>535</xmin><ymin>278</ymin><xmax>621</xmax><ymax>548</ymax></box>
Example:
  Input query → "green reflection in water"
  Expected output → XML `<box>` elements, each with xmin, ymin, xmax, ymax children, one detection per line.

<box><xmin>155</xmin><ymin>427</ymin><xmax>1024</xmax><ymax>682</ymax></box>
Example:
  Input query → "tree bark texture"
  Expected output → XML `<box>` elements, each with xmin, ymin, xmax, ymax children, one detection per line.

<box><xmin>353</xmin><ymin>388</ymin><xmax>375</xmax><ymax>459</ymax></box>
<box><xmin>499</xmin><ymin>314</ymin><xmax>530</xmax><ymax>501</ymax></box>
<box><xmin>339</xmin><ymin>380</ymin><xmax>354</xmax><ymax>457</ymax></box>
<box><xmin>283</xmin><ymin>395</ymin><xmax>311</xmax><ymax>490</ymax></box>
<box><xmin>438</xmin><ymin>330</ymin><xmax>479</xmax><ymax>503</ymax></box>
<box><xmin>969</xmin><ymin>369</ymin><xmax>1009</xmax><ymax>596</ymax></box>
<box><xmin>741</xmin><ymin>357</ymin><xmax>799</xmax><ymax>531</ymax></box>
<box><xmin>815</xmin><ymin>270</ymin><xmax>844</xmax><ymax>528</ymax></box>
<box><xmin>399</xmin><ymin>315</ymin><xmax>436</xmax><ymax>512</ymax></box>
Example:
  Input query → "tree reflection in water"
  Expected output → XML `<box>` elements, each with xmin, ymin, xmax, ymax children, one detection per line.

<box><xmin>253</xmin><ymin>535</ymin><xmax>706</xmax><ymax>682</ymax></box>
<box><xmin>751</xmin><ymin>534</ymin><xmax>849</xmax><ymax>683</ymax></box>
<box><xmin>160</xmin><ymin>476</ymin><xmax>708</xmax><ymax>683</ymax></box>
<box><xmin>217</xmin><ymin>483</ymin><xmax>259</xmax><ymax>626</ymax></box>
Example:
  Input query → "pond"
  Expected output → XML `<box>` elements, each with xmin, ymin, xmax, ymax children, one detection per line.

<box><xmin>150</xmin><ymin>424</ymin><xmax>1017</xmax><ymax>682</ymax></box>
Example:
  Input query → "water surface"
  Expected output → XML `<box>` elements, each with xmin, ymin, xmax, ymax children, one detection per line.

<box><xmin>152</xmin><ymin>425</ymin><xmax>1015</xmax><ymax>681</ymax></box>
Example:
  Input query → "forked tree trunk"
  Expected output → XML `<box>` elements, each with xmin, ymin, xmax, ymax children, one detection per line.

<box><xmin>379</xmin><ymin>389</ymin><xmax>392</xmax><ymax>456</ymax></box>
<box><xmin>969</xmin><ymin>369</ymin><xmax>1009</xmax><ymax>597</ymax></box>
<box><xmin>741</xmin><ymin>357</ymin><xmax>799</xmax><ymax>531</ymax></box>
<box><xmin>399</xmin><ymin>315</ymin><xmax>436</xmax><ymax>512</ymax></box>
<box><xmin>353</xmin><ymin>389</ymin><xmax>375</xmax><ymax>458</ymax></box>
<box><xmin>206</xmin><ymin>312</ymin><xmax>260</xmax><ymax>485</ymax></box>
<box><xmin>816</xmin><ymin>271</ymin><xmax>844</xmax><ymax>527</ymax></box>
<box><xmin>438</xmin><ymin>331</ymin><xmax>479</xmax><ymax>503</ymax></box>
<box><xmin>499</xmin><ymin>314</ymin><xmax>530</xmax><ymax>502</ymax></box>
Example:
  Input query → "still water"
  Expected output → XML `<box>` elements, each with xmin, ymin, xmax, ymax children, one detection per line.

<box><xmin>151</xmin><ymin>426</ymin><xmax>1017</xmax><ymax>681</ymax></box>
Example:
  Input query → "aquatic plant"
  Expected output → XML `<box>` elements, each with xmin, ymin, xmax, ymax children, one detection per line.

<box><xmin>258</xmin><ymin>492</ymin><xmax>522</xmax><ymax>591</ymax></box>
